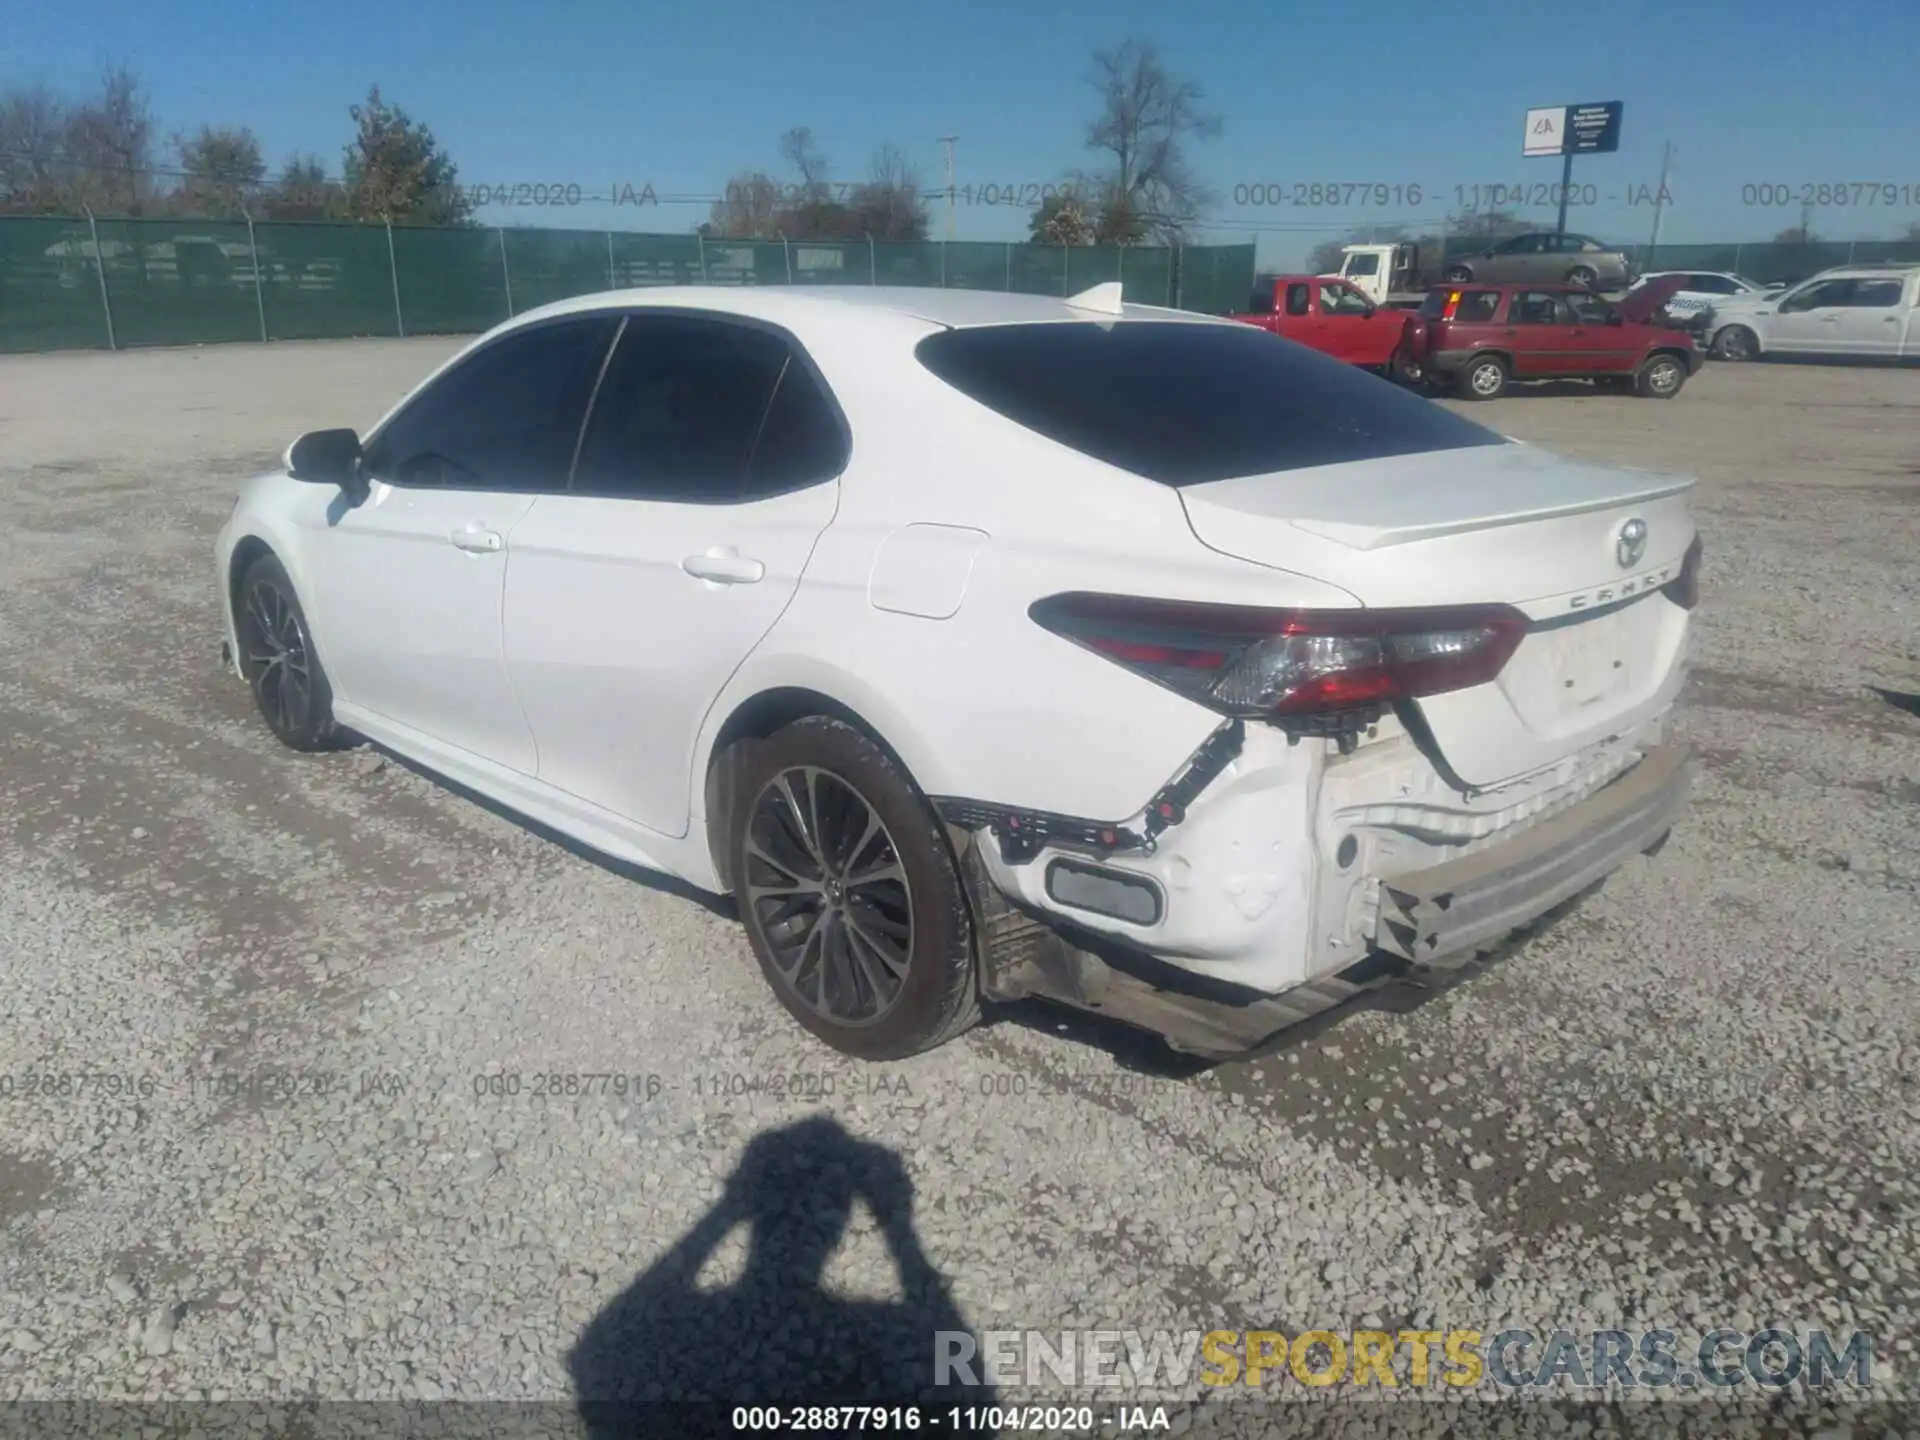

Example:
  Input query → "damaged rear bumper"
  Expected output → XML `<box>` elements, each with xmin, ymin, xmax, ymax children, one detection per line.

<box><xmin>1371</xmin><ymin>743</ymin><xmax>1692</xmax><ymax>962</ymax></box>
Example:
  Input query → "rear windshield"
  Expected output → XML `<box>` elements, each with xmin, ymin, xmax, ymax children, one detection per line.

<box><xmin>914</xmin><ymin>321</ymin><xmax>1505</xmax><ymax>486</ymax></box>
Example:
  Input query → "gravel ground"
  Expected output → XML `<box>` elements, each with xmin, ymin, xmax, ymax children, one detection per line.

<box><xmin>1</xmin><ymin>338</ymin><xmax>1917</xmax><ymax>1437</ymax></box>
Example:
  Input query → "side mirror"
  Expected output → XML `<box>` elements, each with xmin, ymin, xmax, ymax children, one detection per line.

<box><xmin>285</xmin><ymin>429</ymin><xmax>366</xmax><ymax>500</ymax></box>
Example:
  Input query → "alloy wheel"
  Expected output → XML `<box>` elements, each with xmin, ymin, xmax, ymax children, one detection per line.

<box><xmin>1647</xmin><ymin>359</ymin><xmax>1682</xmax><ymax>396</ymax></box>
<box><xmin>1470</xmin><ymin>363</ymin><xmax>1504</xmax><ymax>396</ymax></box>
<box><xmin>741</xmin><ymin>766</ymin><xmax>915</xmax><ymax>1025</ymax></box>
<box><xmin>240</xmin><ymin>579</ymin><xmax>314</xmax><ymax>736</ymax></box>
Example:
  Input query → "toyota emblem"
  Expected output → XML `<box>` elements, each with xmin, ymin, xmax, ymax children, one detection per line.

<box><xmin>1616</xmin><ymin>518</ymin><xmax>1648</xmax><ymax>569</ymax></box>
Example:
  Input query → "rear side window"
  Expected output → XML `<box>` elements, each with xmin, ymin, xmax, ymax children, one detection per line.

<box><xmin>914</xmin><ymin>321</ymin><xmax>1506</xmax><ymax>486</ymax></box>
<box><xmin>1246</xmin><ymin>282</ymin><xmax>1276</xmax><ymax>314</ymax></box>
<box><xmin>1846</xmin><ymin>279</ymin><xmax>1904</xmax><ymax>308</ymax></box>
<box><xmin>1419</xmin><ymin>290</ymin><xmax>1499</xmax><ymax>321</ymax></box>
<box><xmin>573</xmin><ymin>315</ymin><xmax>791</xmax><ymax>501</ymax></box>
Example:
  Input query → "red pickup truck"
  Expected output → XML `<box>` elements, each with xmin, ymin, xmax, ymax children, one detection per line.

<box><xmin>1230</xmin><ymin>274</ymin><xmax>1426</xmax><ymax>380</ymax></box>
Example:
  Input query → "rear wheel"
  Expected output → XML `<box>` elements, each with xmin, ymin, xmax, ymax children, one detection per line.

<box><xmin>729</xmin><ymin>717</ymin><xmax>979</xmax><ymax>1060</ymax></box>
<box><xmin>1389</xmin><ymin>344</ymin><xmax>1424</xmax><ymax>386</ymax></box>
<box><xmin>1636</xmin><ymin>354</ymin><xmax>1687</xmax><ymax>399</ymax></box>
<box><xmin>1460</xmin><ymin>353</ymin><xmax>1508</xmax><ymax>400</ymax></box>
<box><xmin>1443</xmin><ymin>264</ymin><xmax>1473</xmax><ymax>284</ymax></box>
<box><xmin>1712</xmin><ymin>324</ymin><xmax>1758</xmax><ymax>362</ymax></box>
<box><xmin>236</xmin><ymin>553</ymin><xmax>338</xmax><ymax>752</ymax></box>
<box><xmin>1565</xmin><ymin>265</ymin><xmax>1599</xmax><ymax>288</ymax></box>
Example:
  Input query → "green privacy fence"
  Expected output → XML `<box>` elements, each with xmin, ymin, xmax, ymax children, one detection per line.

<box><xmin>0</xmin><ymin>215</ymin><xmax>1256</xmax><ymax>354</ymax></box>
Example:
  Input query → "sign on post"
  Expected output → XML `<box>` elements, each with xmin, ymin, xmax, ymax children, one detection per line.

<box><xmin>1524</xmin><ymin>101</ymin><xmax>1624</xmax><ymax>237</ymax></box>
<box><xmin>1524</xmin><ymin>101</ymin><xmax>1623</xmax><ymax>156</ymax></box>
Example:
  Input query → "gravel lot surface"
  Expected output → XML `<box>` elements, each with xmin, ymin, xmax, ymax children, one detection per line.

<box><xmin>1</xmin><ymin>338</ymin><xmax>1917</xmax><ymax>1436</ymax></box>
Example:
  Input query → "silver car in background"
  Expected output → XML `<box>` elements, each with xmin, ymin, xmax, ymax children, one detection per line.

<box><xmin>1441</xmin><ymin>233</ymin><xmax>1635</xmax><ymax>290</ymax></box>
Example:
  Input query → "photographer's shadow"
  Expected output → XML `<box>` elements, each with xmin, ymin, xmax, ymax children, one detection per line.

<box><xmin>569</xmin><ymin>1116</ymin><xmax>994</xmax><ymax>1433</ymax></box>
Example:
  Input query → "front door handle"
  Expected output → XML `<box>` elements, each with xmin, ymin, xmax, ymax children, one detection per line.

<box><xmin>681</xmin><ymin>548</ymin><xmax>765</xmax><ymax>585</ymax></box>
<box><xmin>450</xmin><ymin>526</ymin><xmax>503</xmax><ymax>553</ymax></box>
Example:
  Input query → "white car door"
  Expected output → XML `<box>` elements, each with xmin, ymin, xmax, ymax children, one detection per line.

<box><xmin>309</xmin><ymin>314</ymin><xmax>619</xmax><ymax>774</ymax></box>
<box><xmin>1764</xmin><ymin>278</ymin><xmax>1854</xmax><ymax>354</ymax></box>
<box><xmin>502</xmin><ymin>312</ymin><xmax>844</xmax><ymax>838</ymax></box>
<box><xmin>1829</xmin><ymin>276</ymin><xmax>1909</xmax><ymax>357</ymax></box>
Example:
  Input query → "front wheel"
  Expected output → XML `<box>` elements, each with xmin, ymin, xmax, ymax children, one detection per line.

<box><xmin>1460</xmin><ymin>354</ymin><xmax>1508</xmax><ymax>400</ymax></box>
<box><xmin>728</xmin><ymin>717</ymin><xmax>979</xmax><ymax>1060</ymax></box>
<box><xmin>1712</xmin><ymin>324</ymin><xmax>1758</xmax><ymax>362</ymax></box>
<box><xmin>236</xmin><ymin>553</ymin><xmax>338</xmax><ymax>751</ymax></box>
<box><xmin>1636</xmin><ymin>354</ymin><xmax>1688</xmax><ymax>398</ymax></box>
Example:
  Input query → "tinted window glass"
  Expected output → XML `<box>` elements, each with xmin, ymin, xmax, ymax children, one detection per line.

<box><xmin>1246</xmin><ymin>282</ymin><xmax>1276</xmax><ymax>314</ymax></box>
<box><xmin>915</xmin><ymin>322</ymin><xmax>1506</xmax><ymax>487</ymax></box>
<box><xmin>1417</xmin><ymin>290</ymin><xmax>1451</xmax><ymax>319</ymax></box>
<box><xmin>1845</xmin><ymin>279</ymin><xmax>1903</xmax><ymax>307</ymax></box>
<box><xmin>1285</xmin><ymin>284</ymin><xmax>1311</xmax><ymax>316</ymax></box>
<box><xmin>364</xmin><ymin>317</ymin><xmax>618</xmax><ymax>489</ymax></box>
<box><xmin>572</xmin><ymin>315</ymin><xmax>790</xmax><ymax>500</ymax></box>
<box><xmin>747</xmin><ymin>361</ymin><xmax>848</xmax><ymax>489</ymax></box>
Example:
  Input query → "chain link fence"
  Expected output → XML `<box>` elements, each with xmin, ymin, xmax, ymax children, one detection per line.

<box><xmin>0</xmin><ymin>215</ymin><xmax>1256</xmax><ymax>353</ymax></box>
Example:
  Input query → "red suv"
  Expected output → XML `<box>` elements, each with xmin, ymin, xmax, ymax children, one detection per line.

<box><xmin>1414</xmin><ymin>282</ymin><xmax>1702</xmax><ymax>400</ymax></box>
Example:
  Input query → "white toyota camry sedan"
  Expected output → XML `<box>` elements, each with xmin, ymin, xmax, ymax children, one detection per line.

<box><xmin>216</xmin><ymin>282</ymin><xmax>1700</xmax><ymax>1060</ymax></box>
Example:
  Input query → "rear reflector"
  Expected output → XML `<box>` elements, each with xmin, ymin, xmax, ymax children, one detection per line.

<box><xmin>1030</xmin><ymin>593</ymin><xmax>1530</xmax><ymax>720</ymax></box>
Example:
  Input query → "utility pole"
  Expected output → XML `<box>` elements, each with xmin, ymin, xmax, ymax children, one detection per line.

<box><xmin>937</xmin><ymin>136</ymin><xmax>958</xmax><ymax>241</ymax></box>
<box><xmin>1645</xmin><ymin>141</ymin><xmax>1673</xmax><ymax>265</ymax></box>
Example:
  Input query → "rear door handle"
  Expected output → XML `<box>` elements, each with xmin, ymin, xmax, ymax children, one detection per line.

<box><xmin>450</xmin><ymin>526</ymin><xmax>503</xmax><ymax>553</ymax></box>
<box><xmin>681</xmin><ymin>548</ymin><xmax>765</xmax><ymax>585</ymax></box>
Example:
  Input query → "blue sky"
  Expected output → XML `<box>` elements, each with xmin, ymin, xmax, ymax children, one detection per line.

<box><xmin>6</xmin><ymin>0</ymin><xmax>1917</xmax><ymax>267</ymax></box>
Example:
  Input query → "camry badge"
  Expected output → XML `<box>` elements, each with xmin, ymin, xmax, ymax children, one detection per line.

<box><xmin>1616</xmin><ymin>517</ymin><xmax>1648</xmax><ymax>570</ymax></box>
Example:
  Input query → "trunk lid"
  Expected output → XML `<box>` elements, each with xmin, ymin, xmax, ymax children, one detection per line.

<box><xmin>1179</xmin><ymin>442</ymin><xmax>1696</xmax><ymax>787</ymax></box>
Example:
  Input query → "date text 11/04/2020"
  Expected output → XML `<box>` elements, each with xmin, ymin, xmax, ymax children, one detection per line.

<box><xmin>1230</xmin><ymin>182</ymin><xmax>1674</xmax><ymax>209</ymax></box>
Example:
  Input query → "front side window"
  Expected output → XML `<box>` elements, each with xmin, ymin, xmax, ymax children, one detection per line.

<box><xmin>1564</xmin><ymin>291</ymin><xmax>1614</xmax><ymax>323</ymax></box>
<box><xmin>1779</xmin><ymin>279</ymin><xmax>1850</xmax><ymax>312</ymax></box>
<box><xmin>1497</xmin><ymin>235</ymin><xmax>1545</xmax><ymax>254</ymax></box>
<box><xmin>914</xmin><ymin>321</ymin><xmax>1506</xmax><ymax>486</ymax></box>
<box><xmin>1317</xmin><ymin>282</ymin><xmax>1371</xmax><ymax>315</ymax></box>
<box><xmin>1510</xmin><ymin>291</ymin><xmax>1573</xmax><ymax>325</ymax></box>
<box><xmin>571</xmin><ymin>314</ymin><xmax>843</xmax><ymax>502</ymax></box>
<box><xmin>363</xmin><ymin>316</ymin><xmax>619</xmax><ymax>489</ymax></box>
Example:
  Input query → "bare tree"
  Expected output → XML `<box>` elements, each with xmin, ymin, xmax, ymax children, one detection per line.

<box><xmin>60</xmin><ymin>64</ymin><xmax>155</xmax><ymax>214</ymax></box>
<box><xmin>1030</xmin><ymin>192</ymin><xmax>1097</xmax><ymax>246</ymax></box>
<box><xmin>1081</xmin><ymin>39</ymin><xmax>1220</xmax><ymax>241</ymax></box>
<box><xmin>172</xmin><ymin>124</ymin><xmax>266</xmax><ymax>216</ymax></box>
<box><xmin>848</xmin><ymin>145</ymin><xmax>928</xmax><ymax>241</ymax></box>
<box><xmin>779</xmin><ymin>126</ymin><xmax>831</xmax><ymax>201</ymax></box>
<box><xmin>0</xmin><ymin>84</ymin><xmax>68</xmax><ymax>212</ymax></box>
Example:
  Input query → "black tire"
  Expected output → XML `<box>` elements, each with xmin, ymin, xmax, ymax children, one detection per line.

<box><xmin>728</xmin><ymin>717</ymin><xmax>979</xmax><ymax>1060</ymax></box>
<box><xmin>235</xmin><ymin>553</ymin><xmax>338</xmax><ymax>752</ymax></box>
<box><xmin>1459</xmin><ymin>353</ymin><xmax>1508</xmax><ymax>400</ymax></box>
<box><xmin>1712</xmin><ymin>324</ymin><xmax>1758</xmax><ymax>362</ymax></box>
<box><xmin>1389</xmin><ymin>344</ymin><xmax>1424</xmax><ymax>386</ymax></box>
<box><xmin>1565</xmin><ymin>265</ymin><xmax>1599</xmax><ymax>288</ymax></box>
<box><xmin>1635</xmin><ymin>353</ymin><xmax>1687</xmax><ymax>399</ymax></box>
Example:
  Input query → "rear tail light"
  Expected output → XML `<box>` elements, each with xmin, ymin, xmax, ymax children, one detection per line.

<box><xmin>1442</xmin><ymin>291</ymin><xmax>1462</xmax><ymax>320</ymax></box>
<box><xmin>1029</xmin><ymin>594</ymin><xmax>1530</xmax><ymax>719</ymax></box>
<box><xmin>1662</xmin><ymin>535</ymin><xmax>1704</xmax><ymax>610</ymax></box>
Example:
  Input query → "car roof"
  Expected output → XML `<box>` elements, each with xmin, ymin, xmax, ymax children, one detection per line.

<box><xmin>1804</xmin><ymin>264</ymin><xmax>1920</xmax><ymax>280</ymax></box>
<box><xmin>495</xmin><ymin>284</ymin><xmax>1232</xmax><ymax>337</ymax></box>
